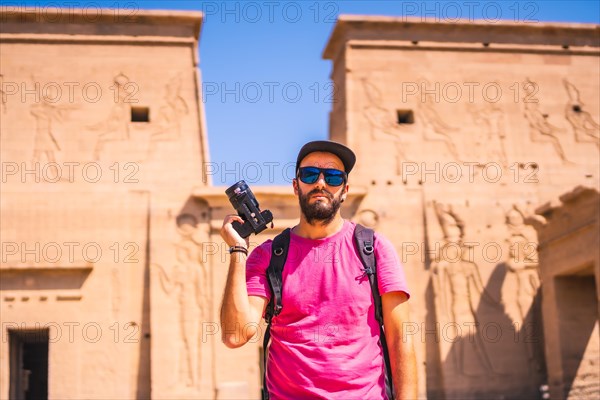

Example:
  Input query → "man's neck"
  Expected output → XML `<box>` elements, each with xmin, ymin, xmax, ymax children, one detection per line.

<box><xmin>293</xmin><ymin>214</ymin><xmax>345</xmax><ymax>240</ymax></box>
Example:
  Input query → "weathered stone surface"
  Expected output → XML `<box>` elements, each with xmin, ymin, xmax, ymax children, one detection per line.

<box><xmin>1</xmin><ymin>10</ymin><xmax>598</xmax><ymax>400</ymax></box>
<box><xmin>0</xmin><ymin>8</ymin><xmax>208</xmax><ymax>400</ymax></box>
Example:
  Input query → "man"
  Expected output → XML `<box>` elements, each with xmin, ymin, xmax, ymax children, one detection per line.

<box><xmin>220</xmin><ymin>140</ymin><xmax>417</xmax><ymax>399</ymax></box>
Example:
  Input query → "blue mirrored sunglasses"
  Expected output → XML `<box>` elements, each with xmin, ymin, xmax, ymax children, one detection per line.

<box><xmin>297</xmin><ymin>166</ymin><xmax>347</xmax><ymax>187</ymax></box>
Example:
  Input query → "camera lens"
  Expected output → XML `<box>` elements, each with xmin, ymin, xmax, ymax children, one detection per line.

<box><xmin>226</xmin><ymin>180</ymin><xmax>249</xmax><ymax>210</ymax></box>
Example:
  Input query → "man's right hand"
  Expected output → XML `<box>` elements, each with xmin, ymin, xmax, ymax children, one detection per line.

<box><xmin>220</xmin><ymin>214</ymin><xmax>250</xmax><ymax>249</ymax></box>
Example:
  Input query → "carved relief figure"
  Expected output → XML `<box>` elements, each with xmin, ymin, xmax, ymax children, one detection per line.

<box><xmin>155</xmin><ymin>213</ymin><xmax>209</xmax><ymax>388</ymax></box>
<box><xmin>522</xmin><ymin>78</ymin><xmax>570</xmax><ymax>162</ymax></box>
<box><xmin>416</xmin><ymin>79</ymin><xmax>461</xmax><ymax>160</ymax></box>
<box><xmin>146</xmin><ymin>75</ymin><xmax>190</xmax><ymax>158</ymax></box>
<box><xmin>563</xmin><ymin>79</ymin><xmax>600</xmax><ymax>148</ymax></box>
<box><xmin>503</xmin><ymin>206</ymin><xmax>540</xmax><ymax>323</ymax></box>
<box><xmin>503</xmin><ymin>233</ymin><xmax>539</xmax><ymax>323</ymax></box>
<box><xmin>431</xmin><ymin>202</ymin><xmax>498</xmax><ymax>376</ymax></box>
<box><xmin>502</xmin><ymin>206</ymin><xmax>541</xmax><ymax>367</ymax></box>
<box><xmin>153</xmin><ymin>74</ymin><xmax>189</xmax><ymax>140</ymax></box>
<box><xmin>89</xmin><ymin>73</ymin><xmax>132</xmax><ymax>160</ymax></box>
<box><xmin>360</xmin><ymin>77</ymin><xmax>412</xmax><ymax>166</ymax></box>
<box><xmin>30</xmin><ymin>86</ymin><xmax>76</xmax><ymax>164</ymax></box>
<box><xmin>470</xmin><ymin>101</ymin><xmax>508</xmax><ymax>167</ymax></box>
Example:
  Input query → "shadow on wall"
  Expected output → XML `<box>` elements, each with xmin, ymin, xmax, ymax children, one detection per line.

<box><xmin>424</xmin><ymin>279</ymin><xmax>445</xmax><ymax>399</ymax></box>
<box><xmin>136</xmin><ymin>196</ymin><xmax>151</xmax><ymax>399</ymax></box>
<box><xmin>427</xmin><ymin>263</ymin><xmax>547</xmax><ymax>399</ymax></box>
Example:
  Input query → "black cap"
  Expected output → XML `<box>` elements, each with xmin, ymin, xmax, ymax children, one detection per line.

<box><xmin>296</xmin><ymin>140</ymin><xmax>356</xmax><ymax>174</ymax></box>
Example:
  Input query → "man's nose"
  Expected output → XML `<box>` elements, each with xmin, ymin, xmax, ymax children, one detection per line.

<box><xmin>314</xmin><ymin>172</ymin><xmax>327</xmax><ymax>188</ymax></box>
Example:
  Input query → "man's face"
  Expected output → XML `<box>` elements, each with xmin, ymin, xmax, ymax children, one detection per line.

<box><xmin>293</xmin><ymin>151</ymin><xmax>349</xmax><ymax>225</ymax></box>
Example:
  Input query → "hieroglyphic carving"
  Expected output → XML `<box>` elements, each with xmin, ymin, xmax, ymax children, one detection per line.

<box><xmin>30</xmin><ymin>85</ymin><xmax>76</xmax><ymax>164</ymax></box>
<box><xmin>522</xmin><ymin>78</ymin><xmax>570</xmax><ymax>162</ymax></box>
<box><xmin>155</xmin><ymin>213</ymin><xmax>209</xmax><ymax>388</ymax></box>
<box><xmin>470</xmin><ymin>101</ymin><xmax>508</xmax><ymax>167</ymax></box>
<box><xmin>431</xmin><ymin>202</ymin><xmax>499</xmax><ymax>376</ymax></box>
<box><xmin>503</xmin><ymin>206</ymin><xmax>540</xmax><ymax>323</ymax></box>
<box><xmin>145</xmin><ymin>75</ymin><xmax>189</xmax><ymax>159</ymax></box>
<box><xmin>563</xmin><ymin>79</ymin><xmax>600</xmax><ymax>148</ymax></box>
<box><xmin>154</xmin><ymin>75</ymin><xmax>189</xmax><ymax>140</ymax></box>
<box><xmin>360</xmin><ymin>78</ymin><xmax>412</xmax><ymax>167</ymax></box>
<box><xmin>501</xmin><ymin>206</ymin><xmax>541</xmax><ymax>368</ymax></box>
<box><xmin>89</xmin><ymin>73</ymin><xmax>132</xmax><ymax>160</ymax></box>
<box><xmin>417</xmin><ymin>79</ymin><xmax>461</xmax><ymax>160</ymax></box>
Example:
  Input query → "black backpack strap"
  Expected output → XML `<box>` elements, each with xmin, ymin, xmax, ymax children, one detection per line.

<box><xmin>261</xmin><ymin>326</ymin><xmax>271</xmax><ymax>400</ymax></box>
<box><xmin>262</xmin><ymin>228</ymin><xmax>291</xmax><ymax>400</ymax></box>
<box><xmin>354</xmin><ymin>224</ymin><xmax>382</xmax><ymax>325</ymax></box>
<box><xmin>354</xmin><ymin>224</ymin><xmax>395</xmax><ymax>400</ymax></box>
<box><xmin>265</xmin><ymin>228</ymin><xmax>290</xmax><ymax>323</ymax></box>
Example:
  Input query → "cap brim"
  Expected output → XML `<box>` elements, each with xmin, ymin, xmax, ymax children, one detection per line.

<box><xmin>296</xmin><ymin>140</ymin><xmax>356</xmax><ymax>174</ymax></box>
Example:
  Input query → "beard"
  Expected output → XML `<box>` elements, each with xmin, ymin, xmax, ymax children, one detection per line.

<box><xmin>298</xmin><ymin>186</ymin><xmax>343</xmax><ymax>225</ymax></box>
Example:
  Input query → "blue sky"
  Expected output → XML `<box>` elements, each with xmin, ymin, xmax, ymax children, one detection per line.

<box><xmin>7</xmin><ymin>1</ymin><xmax>600</xmax><ymax>185</ymax></box>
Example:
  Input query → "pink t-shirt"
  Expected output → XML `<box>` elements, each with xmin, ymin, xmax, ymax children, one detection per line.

<box><xmin>246</xmin><ymin>220</ymin><xmax>410</xmax><ymax>400</ymax></box>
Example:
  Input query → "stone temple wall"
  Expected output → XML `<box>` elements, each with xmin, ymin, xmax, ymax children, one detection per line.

<box><xmin>323</xmin><ymin>15</ymin><xmax>599</xmax><ymax>399</ymax></box>
<box><xmin>0</xmin><ymin>8</ymin><xmax>213</xmax><ymax>400</ymax></box>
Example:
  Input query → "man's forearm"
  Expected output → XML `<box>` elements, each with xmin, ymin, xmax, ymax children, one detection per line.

<box><xmin>220</xmin><ymin>252</ymin><xmax>256</xmax><ymax>347</ymax></box>
<box><xmin>391</xmin><ymin>334</ymin><xmax>418</xmax><ymax>399</ymax></box>
<box><xmin>382</xmin><ymin>293</ymin><xmax>418</xmax><ymax>399</ymax></box>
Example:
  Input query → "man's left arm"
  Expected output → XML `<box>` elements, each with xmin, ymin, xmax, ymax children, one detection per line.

<box><xmin>382</xmin><ymin>291</ymin><xmax>418</xmax><ymax>400</ymax></box>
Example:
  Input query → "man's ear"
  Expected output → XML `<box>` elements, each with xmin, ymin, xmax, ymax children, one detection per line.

<box><xmin>341</xmin><ymin>184</ymin><xmax>349</xmax><ymax>202</ymax></box>
<box><xmin>293</xmin><ymin>178</ymin><xmax>299</xmax><ymax>195</ymax></box>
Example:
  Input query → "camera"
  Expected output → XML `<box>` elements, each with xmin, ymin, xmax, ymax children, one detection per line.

<box><xmin>225</xmin><ymin>180</ymin><xmax>273</xmax><ymax>238</ymax></box>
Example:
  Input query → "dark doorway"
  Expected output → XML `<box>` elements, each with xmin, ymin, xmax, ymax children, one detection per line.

<box><xmin>9</xmin><ymin>329</ymin><xmax>49</xmax><ymax>400</ymax></box>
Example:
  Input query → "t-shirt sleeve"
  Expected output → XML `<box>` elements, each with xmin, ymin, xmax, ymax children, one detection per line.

<box><xmin>374</xmin><ymin>232</ymin><xmax>410</xmax><ymax>299</ymax></box>
<box><xmin>245</xmin><ymin>240</ymin><xmax>272</xmax><ymax>301</ymax></box>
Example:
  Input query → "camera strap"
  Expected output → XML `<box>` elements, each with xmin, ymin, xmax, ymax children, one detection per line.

<box><xmin>354</xmin><ymin>224</ymin><xmax>395</xmax><ymax>400</ymax></box>
<box><xmin>261</xmin><ymin>224</ymin><xmax>394</xmax><ymax>400</ymax></box>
